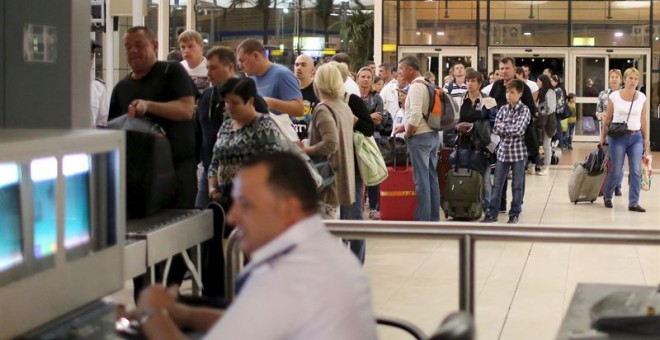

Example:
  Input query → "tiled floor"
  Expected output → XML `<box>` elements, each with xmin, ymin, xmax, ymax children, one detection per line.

<box><xmin>370</xmin><ymin>143</ymin><xmax>660</xmax><ymax>339</ymax></box>
<box><xmin>109</xmin><ymin>142</ymin><xmax>660</xmax><ymax>340</ymax></box>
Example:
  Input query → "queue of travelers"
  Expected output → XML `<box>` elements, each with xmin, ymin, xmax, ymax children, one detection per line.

<box><xmin>102</xmin><ymin>25</ymin><xmax>652</xmax><ymax>338</ymax></box>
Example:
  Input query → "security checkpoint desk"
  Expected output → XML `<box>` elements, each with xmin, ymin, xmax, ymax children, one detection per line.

<box><xmin>556</xmin><ymin>283</ymin><xmax>659</xmax><ymax>340</ymax></box>
<box><xmin>124</xmin><ymin>209</ymin><xmax>213</xmax><ymax>291</ymax></box>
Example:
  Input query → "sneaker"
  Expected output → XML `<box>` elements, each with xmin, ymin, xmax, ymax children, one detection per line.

<box><xmin>604</xmin><ymin>198</ymin><xmax>613</xmax><ymax>208</ymax></box>
<box><xmin>525</xmin><ymin>167</ymin><xmax>535</xmax><ymax>175</ymax></box>
<box><xmin>615</xmin><ymin>188</ymin><xmax>622</xmax><ymax>197</ymax></box>
<box><xmin>628</xmin><ymin>205</ymin><xmax>646</xmax><ymax>213</ymax></box>
<box><xmin>507</xmin><ymin>216</ymin><xmax>519</xmax><ymax>224</ymax></box>
<box><xmin>481</xmin><ymin>215</ymin><xmax>497</xmax><ymax>223</ymax></box>
<box><xmin>369</xmin><ymin>210</ymin><xmax>381</xmax><ymax>220</ymax></box>
<box><xmin>568</xmin><ymin>145</ymin><xmax>574</xmax><ymax>150</ymax></box>
<box><xmin>537</xmin><ymin>168</ymin><xmax>549</xmax><ymax>176</ymax></box>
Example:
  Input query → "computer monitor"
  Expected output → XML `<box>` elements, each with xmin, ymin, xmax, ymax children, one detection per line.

<box><xmin>31</xmin><ymin>157</ymin><xmax>58</xmax><ymax>259</ymax></box>
<box><xmin>0</xmin><ymin>162</ymin><xmax>23</xmax><ymax>272</ymax></box>
<box><xmin>62</xmin><ymin>154</ymin><xmax>91</xmax><ymax>251</ymax></box>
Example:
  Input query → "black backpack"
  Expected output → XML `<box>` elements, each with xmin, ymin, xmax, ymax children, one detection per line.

<box><xmin>583</xmin><ymin>146</ymin><xmax>608</xmax><ymax>177</ymax></box>
<box><xmin>555</xmin><ymin>88</ymin><xmax>570</xmax><ymax>119</ymax></box>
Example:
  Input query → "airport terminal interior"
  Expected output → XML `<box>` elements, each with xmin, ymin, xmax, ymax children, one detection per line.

<box><xmin>2</xmin><ymin>0</ymin><xmax>660</xmax><ymax>339</ymax></box>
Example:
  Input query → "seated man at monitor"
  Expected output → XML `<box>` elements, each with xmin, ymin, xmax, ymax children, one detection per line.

<box><xmin>131</xmin><ymin>152</ymin><xmax>378</xmax><ymax>340</ymax></box>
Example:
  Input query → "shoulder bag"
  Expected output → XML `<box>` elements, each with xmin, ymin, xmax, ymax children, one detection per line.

<box><xmin>607</xmin><ymin>91</ymin><xmax>636</xmax><ymax>138</ymax></box>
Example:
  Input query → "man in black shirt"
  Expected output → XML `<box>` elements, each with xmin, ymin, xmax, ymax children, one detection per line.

<box><xmin>293</xmin><ymin>54</ymin><xmax>318</xmax><ymax>140</ymax></box>
<box><xmin>109</xmin><ymin>26</ymin><xmax>196</xmax><ymax>297</ymax></box>
<box><xmin>109</xmin><ymin>26</ymin><xmax>197</xmax><ymax>209</ymax></box>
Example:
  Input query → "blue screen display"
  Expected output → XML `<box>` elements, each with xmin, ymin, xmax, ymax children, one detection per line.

<box><xmin>0</xmin><ymin>163</ymin><xmax>23</xmax><ymax>272</ymax></box>
<box><xmin>31</xmin><ymin>157</ymin><xmax>58</xmax><ymax>259</ymax></box>
<box><xmin>63</xmin><ymin>154</ymin><xmax>91</xmax><ymax>249</ymax></box>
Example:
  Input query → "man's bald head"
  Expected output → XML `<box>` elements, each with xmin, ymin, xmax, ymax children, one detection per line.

<box><xmin>294</xmin><ymin>54</ymin><xmax>315</xmax><ymax>86</ymax></box>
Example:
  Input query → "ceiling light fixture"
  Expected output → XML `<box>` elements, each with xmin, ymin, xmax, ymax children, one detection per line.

<box><xmin>437</xmin><ymin>31</ymin><xmax>445</xmax><ymax>36</ymax></box>
<box><xmin>523</xmin><ymin>32</ymin><xmax>532</xmax><ymax>36</ymax></box>
<box><xmin>614</xmin><ymin>32</ymin><xmax>623</xmax><ymax>37</ymax></box>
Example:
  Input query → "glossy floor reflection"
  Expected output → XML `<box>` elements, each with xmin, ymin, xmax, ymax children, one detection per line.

<box><xmin>371</xmin><ymin>143</ymin><xmax>660</xmax><ymax>340</ymax></box>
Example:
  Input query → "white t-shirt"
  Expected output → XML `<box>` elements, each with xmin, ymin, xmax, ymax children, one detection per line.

<box><xmin>526</xmin><ymin>79</ymin><xmax>539</xmax><ymax>94</ymax></box>
<box><xmin>90</xmin><ymin>75</ymin><xmax>108</xmax><ymax>127</ymax></box>
<box><xmin>204</xmin><ymin>215</ymin><xmax>378</xmax><ymax>340</ymax></box>
<box><xmin>609</xmin><ymin>90</ymin><xmax>646</xmax><ymax>131</ymax></box>
<box><xmin>344</xmin><ymin>77</ymin><xmax>360</xmax><ymax>97</ymax></box>
<box><xmin>380</xmin><ymin>78</ymin><xmax>399</xmax><ymax>115</ymax></box>
<box><xmin>181</xmin><ymin>58</ymin><xmax>209</xmax><ymax>92</ymax></box>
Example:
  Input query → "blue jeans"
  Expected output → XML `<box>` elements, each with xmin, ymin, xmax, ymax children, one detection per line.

<box><xmin>406</xmin><ymin>131</ymin><xmax>441</xmax><ymax>221</ymax></box>
<box><xmin>605</xmin><ymin>131</ymin><xmax>643</xmax><ymax>206</ymax></box>
<box><xmin>367</xmin><ymin>185</ymin><xmax>379</xmax><ymax>210</ymax></box>
<box><xmin>555</xmin><ymin>115</ymin><xmax>566</xmax><ymax>148</ymax></box>
<box><xmin>340</xmin><ymin>171</ymin><xmax>365</xmax><ymax>264</ymax></box>
<box><xmin>567</xmin><ymin>122</ymin><xmax>576</xmax><ymax>146</ymax></box>
<box><xmin>195</xmin><ymin>167</ymin><xmax>210</xmax><ymax>209</ymax></box>
<box><xmin>488</xmin><ymin>159</ymin><xmax>526</xmax><ymax>218</ymax></box>
<box><xmin>482</xmin><ymin>168</ymin><xmax>492</xmax><ymax>212</ymax></box>
<box><xmin>340</xmin><ymin>171</ymin><xmax>364</xmax><ymax>220</ymax></box>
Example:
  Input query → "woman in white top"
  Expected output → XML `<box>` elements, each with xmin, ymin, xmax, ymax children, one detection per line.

<box><xmin>600</xmin><ymin>67</ymin><xmax>651</xmax><ymax>212</ymax></box>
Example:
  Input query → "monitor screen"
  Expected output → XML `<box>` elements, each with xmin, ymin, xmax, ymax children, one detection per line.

<box><xmin>31</xmin><ymin>157</ymin><xmax>58</xmax><ymax>259</ymax></box>
<box><xmin>62</xmin><ymin>154</ymin><xmax>91</xmax><ymax>250</ymax></box>
<box><xmin>0</xmin><ymin>163</ymin><xmax>23</xmax><ymax>272</ymax></box>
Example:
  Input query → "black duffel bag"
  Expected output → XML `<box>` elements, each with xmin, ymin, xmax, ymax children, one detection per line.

<box><xmin>105</xmin><ymin>114</ymin><xmax>176</xmax><ymax>218</ymax></box>
<box><xmin>380</xmin><ymin>136</ymin><xmax>409</xmax><ymax>167</ymax></box>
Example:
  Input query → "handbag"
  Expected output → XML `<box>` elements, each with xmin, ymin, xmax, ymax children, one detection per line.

<box><xmin>641</xmin><ymin>154</ymin><xmax>653</xmax><ymax>191</ymax></box>
<box><xmin>268</xmin><ymin>114</ymin><xmax>329</xmax><ymax>191</ymax></box>
<box><xmin>607</xmin><ymin>92</ymin><xmax>636</xmax><ymax>138</ymax></box>
<box><xmin>380</xmin><ymin>136</ymin><xmax>409</xmax><ymax>167</ymax></box>
<box><xmin>354</xmin><ymin>131</ymin><xmax>388</xmax><ymax>186</ymax></box>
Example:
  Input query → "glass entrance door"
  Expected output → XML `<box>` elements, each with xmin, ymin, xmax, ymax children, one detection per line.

<box><xmin>569</xmin><ymin>49</ymin><xmax>651</xmax><ymax>142</ymax></box>
<box><xmin>398</xmin><ymin>47</ymin><xmax>477</xmax><ymax>88</ymax></box>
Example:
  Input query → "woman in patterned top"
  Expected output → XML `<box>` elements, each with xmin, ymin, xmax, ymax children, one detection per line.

<box><xmin>208</xmin><ymin>77</ymin><xmax>288</xmax><ymax>204</ymax></box>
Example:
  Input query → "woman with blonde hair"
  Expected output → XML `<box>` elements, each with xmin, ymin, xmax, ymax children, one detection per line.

<box><xmin>600</xmin><ymin>67</ymin><xmax>650</xmax><ymax>212</ymax></box>
<box><xmin>301</xmin><ymin>63</ymin><xmax>356</xmax><ymax>219</ymax></box>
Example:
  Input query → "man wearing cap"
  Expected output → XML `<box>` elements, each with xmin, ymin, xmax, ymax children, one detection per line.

<box><xmin>90</xmin><ymin>40</ymin><xmax>108</xmax><ymax>127</ymax></box>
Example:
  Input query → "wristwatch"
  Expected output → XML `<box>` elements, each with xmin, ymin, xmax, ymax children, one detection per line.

<box><xmin>138</xmin><ymin>307</ymin><xmax>168</xmax><ymax>326</ymax></box>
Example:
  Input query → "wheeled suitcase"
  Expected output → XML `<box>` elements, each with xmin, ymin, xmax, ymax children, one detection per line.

<box><xmin>442</xmin><ymin>168</ymin><xmax>484</xmax><ymax>220</ymax></box>
<box><xmin>380</xmin><ymin>166</ymin><xmax>417</xmax><ymax>220</ymax></box>
<box><xmin>568</xmin><ymin>162</ymin><xmax>607</xmax><ymax>204</ymax></box>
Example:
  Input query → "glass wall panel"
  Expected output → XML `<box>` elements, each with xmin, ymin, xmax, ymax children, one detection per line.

<box><xmin>489</xmin><ymin>0</ymin><xmax>568</xmax><ymax>46</ymax></box>
<box><xmin>478</xmin><ymin>0</ymin><xmax>488</xmax><ymax>71</ymax></box>
<box><xmin>572</xmin><ymin>1</ymin><xmax>651</xmax><ymax>47</ymax></box>
<box><xmin>196</xmin><ymin>0</ymin><xmax>342</xmax><ymax>58</ymax></box>
<box><xmin>146</xmin><ymin>0</ymin><xmax>159</xmax><ymax>37</ymax></box>
<box><xmin>170</xmin><ymin>1</ymin><xmax>187</xmax><ymax>50</ymax></box>
<box><xmin>382</xmin><ymin>0</ymin><xmax>397</xmax><ymax>62</ymax></box>
<box><xmin>399</xmin><ymin>0</ymin><xmax>477</xmax><ymax>46</ymax></box>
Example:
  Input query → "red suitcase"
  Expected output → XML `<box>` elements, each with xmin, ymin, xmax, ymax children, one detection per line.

<box><xmin>380</xmin><ymin>166</ymin><xmax>417</xmax><ymax>221</ymax></box>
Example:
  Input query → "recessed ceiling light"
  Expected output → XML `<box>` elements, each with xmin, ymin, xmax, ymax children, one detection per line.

<box><xmin>614</xmin><ymin>32</ymin><xmax>624</xmax><ymax>37</ymax></box>
<box><xmin>436</xmin><ymin>31</ymin><xmax>445</xmax><ymax>36</ymax></box>
<box><xmin>655</xmin><ymin>36</ymin><xmax>659</xmax><ymax>41</ymax></box>
<box><xmin>416</xmin><ymin>31</ymin><xmax>421</xmax><ymax>36</ymax></box>
<box><xmin>523</xmin><ymin>32</ymin><xmax>532</xmax><ymax>36</ymax></box>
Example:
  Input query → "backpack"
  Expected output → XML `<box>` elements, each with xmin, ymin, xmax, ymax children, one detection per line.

<box><xmin>555</xmin><ymin>88</ymin><xmax>569</xmax><ymax>119</ymax></box>
<box><xmin>414</xmin><ymin>80</ymin><xmax>457</xmax><ymax>131</ymax></box>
